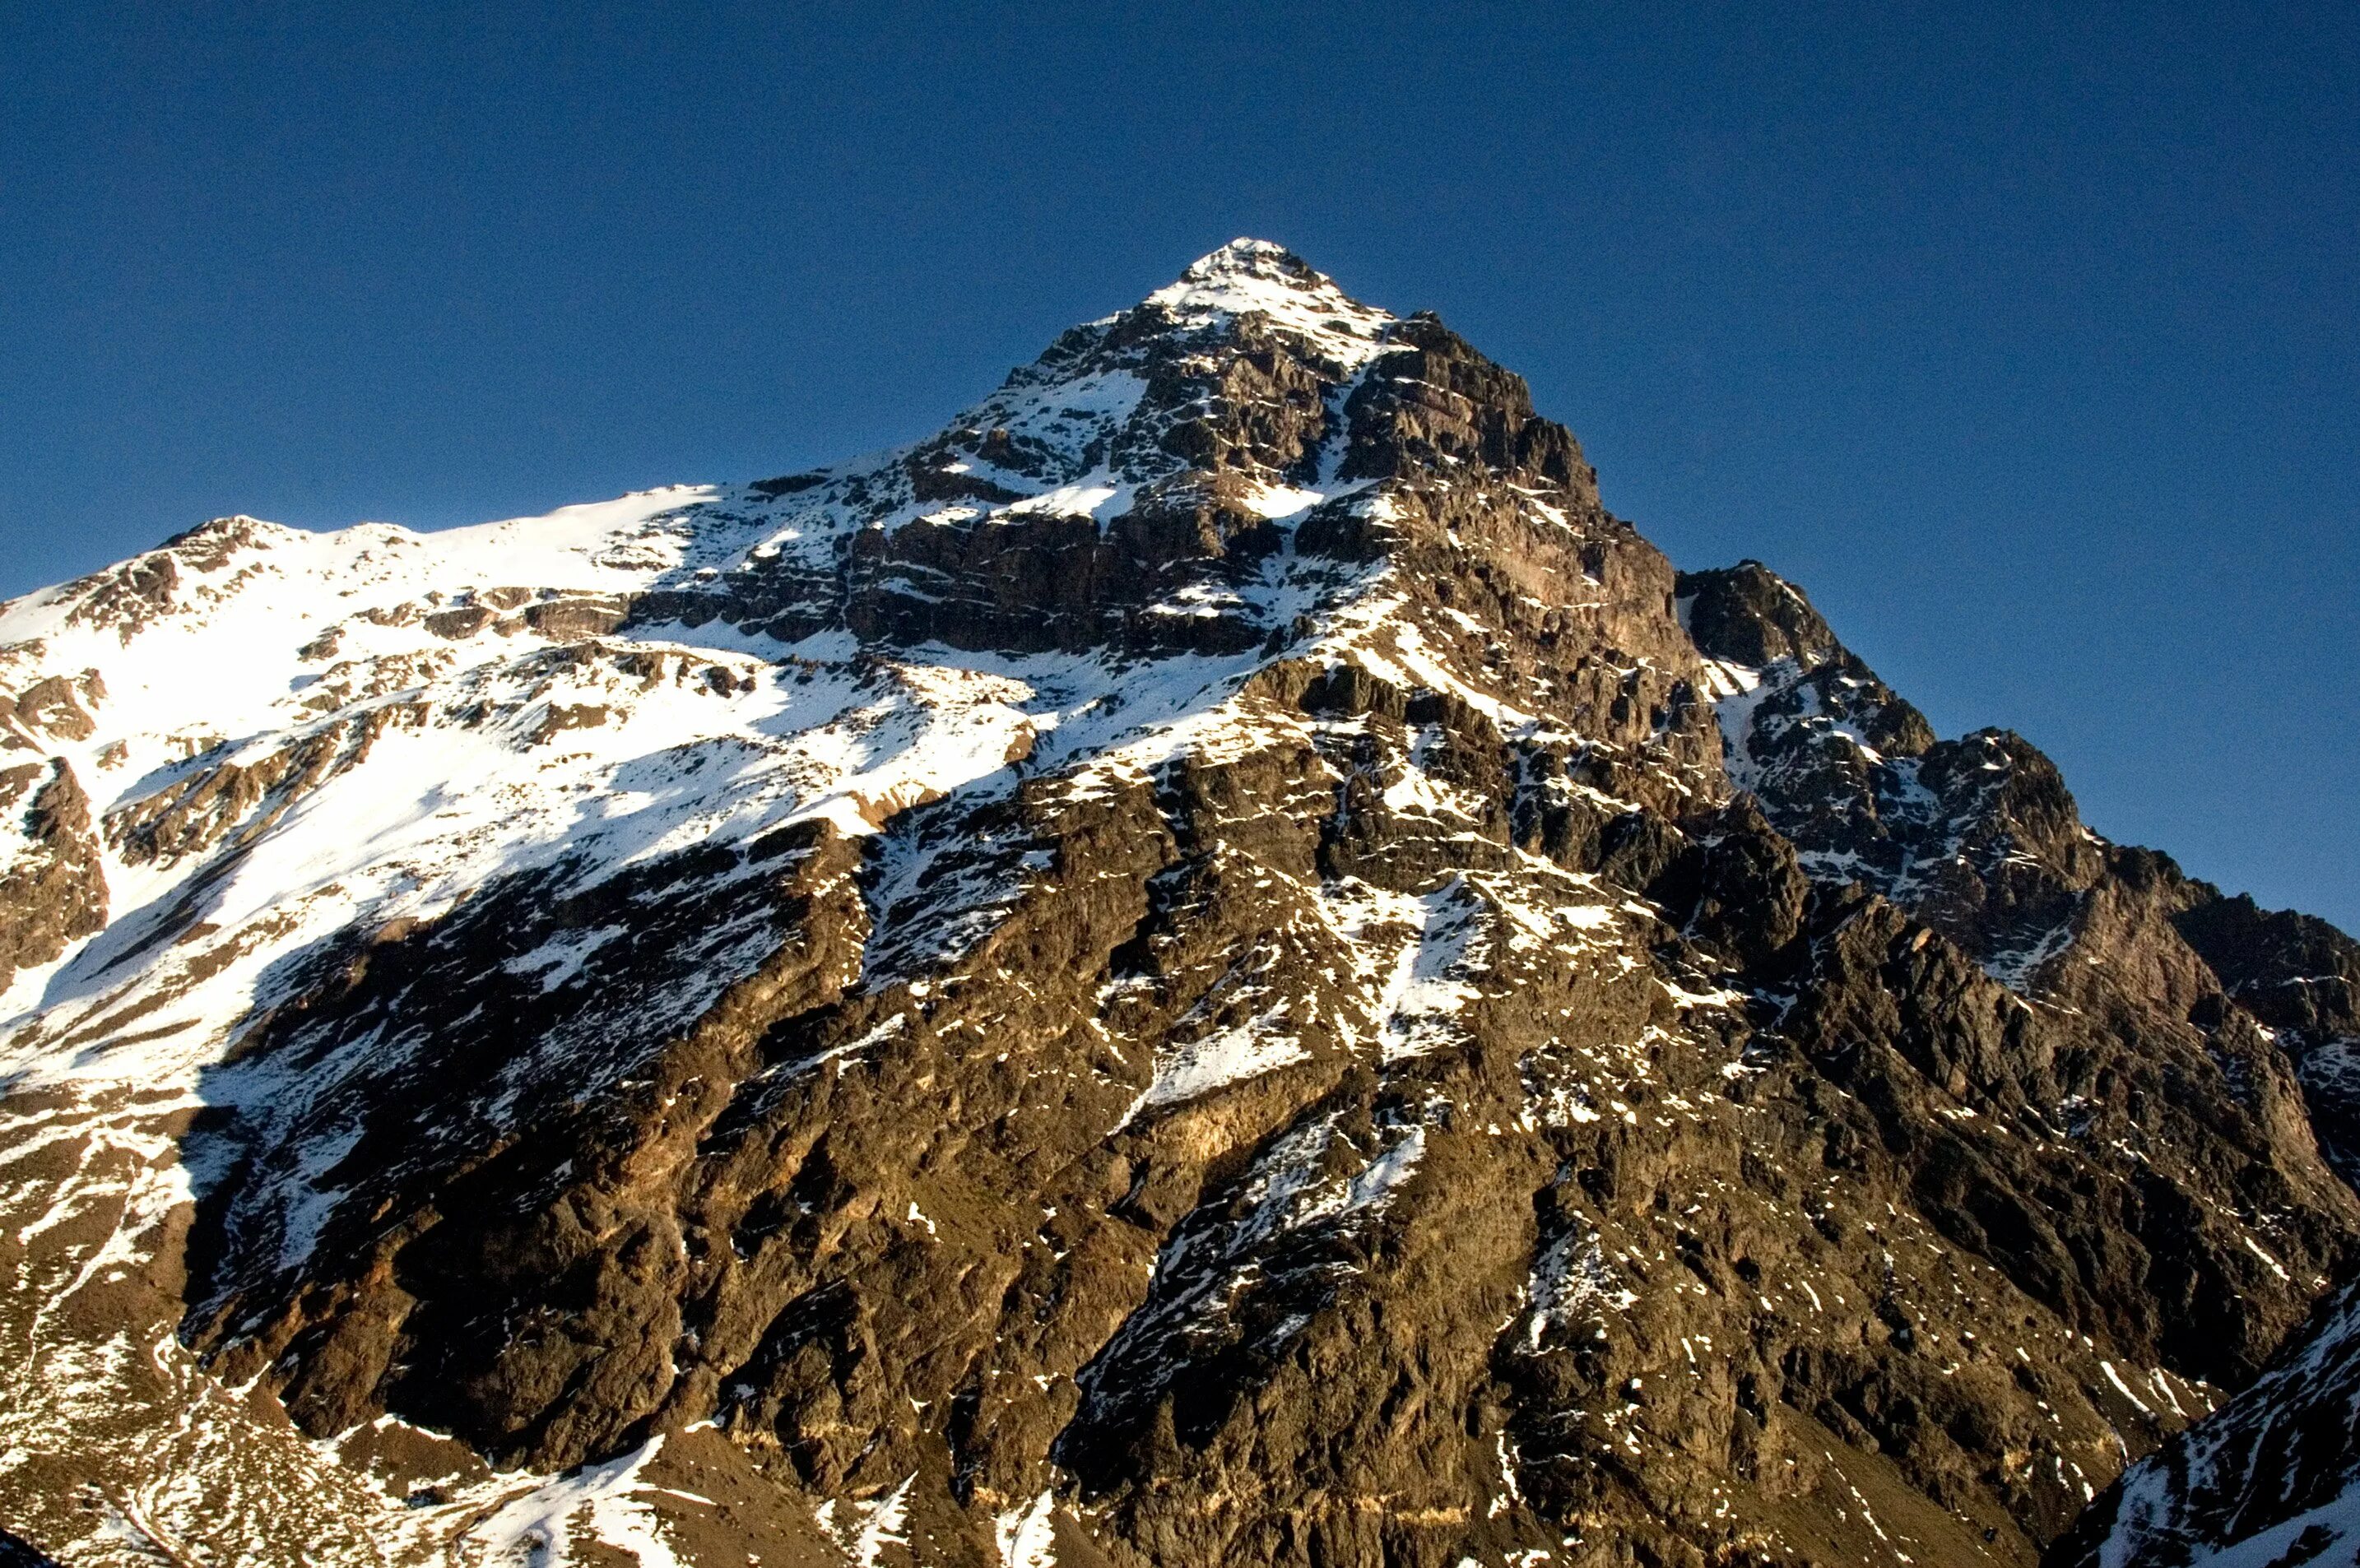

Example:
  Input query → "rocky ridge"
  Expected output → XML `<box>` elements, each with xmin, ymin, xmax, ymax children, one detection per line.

<box><xmin>0</xmin><ymin>240</ymin><xmax>2353</xmax><ymax>1567</ymax></box>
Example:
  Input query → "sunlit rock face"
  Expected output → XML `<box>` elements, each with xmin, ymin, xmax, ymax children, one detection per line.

<box><xmin>3</xmin><ymin>240</ymin><xmax>2358</xmax><ymax>1568</ymax></box>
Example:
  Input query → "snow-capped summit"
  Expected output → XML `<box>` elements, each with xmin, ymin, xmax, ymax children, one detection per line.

<box><xmin>1140</xmin><ymin>238</ymin><xmax>1397</xmax><ymax>367</ymax></box>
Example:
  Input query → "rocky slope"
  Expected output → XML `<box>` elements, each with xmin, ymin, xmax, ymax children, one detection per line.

<box><xmin>0</xmin><ymin>240</ymin><xmax>2353</xmax><ymax>1568</ymax></box>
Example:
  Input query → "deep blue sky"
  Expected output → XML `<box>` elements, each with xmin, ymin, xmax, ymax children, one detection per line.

<box><xmin>5</xmin><ymin>4</ymin><xmax>2356</xmax><ymax>929</ymax></box>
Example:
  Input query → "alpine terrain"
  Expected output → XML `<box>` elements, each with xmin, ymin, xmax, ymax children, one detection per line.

<box><xmin>2</xmin><ymin>240</ymin><xmax>2357</xmax><ymax>1568</ymax></box>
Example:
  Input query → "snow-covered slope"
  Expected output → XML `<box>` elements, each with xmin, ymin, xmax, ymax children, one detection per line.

<box><xmin>2053</xmin><ymin>1278</ymin><xmax>2360</xmax><ymax>1567</ymax></box>
<box><xmin>0</xmin><ymin>244</ymin><xmax>1426</xmax><ymax>1097</ymax></box>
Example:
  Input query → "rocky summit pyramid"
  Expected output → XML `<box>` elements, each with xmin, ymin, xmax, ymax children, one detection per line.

<box><xmin>2</xmin><ymin>239</ymin><xmax>2357</xmax><ymax>1568</ymax></box>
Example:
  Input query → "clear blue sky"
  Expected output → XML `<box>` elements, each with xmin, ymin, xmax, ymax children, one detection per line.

<box><xmin>4</xmin><ymin>4</ymin><xmax>2356</xmax><ymax>930</ymax></box>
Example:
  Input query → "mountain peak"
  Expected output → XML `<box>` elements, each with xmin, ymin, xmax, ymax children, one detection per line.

<box><xmin>1173</xmin><ymin>235</ymin><xmax>1311</xmax><ymax>280</ymax></box>
<box><xmin>1141</xmin><ymin>238</ymin><xmax>1394</xmax><ymax>366</ymax></box>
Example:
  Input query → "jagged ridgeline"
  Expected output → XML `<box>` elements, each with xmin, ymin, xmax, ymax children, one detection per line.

<box><xmin>1</xmin><ymin>240</ymin><xmax>2355</xmax><ymax>1568</ymax></box>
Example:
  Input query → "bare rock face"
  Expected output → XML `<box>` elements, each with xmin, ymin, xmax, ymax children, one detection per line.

<box><xmin>2042</xmin><ymin>901</ymin><xmax>2360</xmax><ymax>1566</ymax></box>
<box><xmin>2</xmin><ymin>240</ymin><xmax>2358</xmax><ymax>1568</ymax></box>
<box><xmin>0</xmin><ymin>757</ymin><xmax>105</xmax><ymax>983</ymax></box>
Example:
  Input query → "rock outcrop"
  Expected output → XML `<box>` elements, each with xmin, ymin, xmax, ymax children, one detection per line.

<box><xmin>0</xmin><ymin>757</ymin><xmax>105</xmax><ymax>984</ymax></box>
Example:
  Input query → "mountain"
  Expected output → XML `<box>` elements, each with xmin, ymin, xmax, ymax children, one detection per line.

<box><xmin>2</xmin><ymin>239</ymin><xmax>2355</xmax><ymax>1568</ymax></box>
